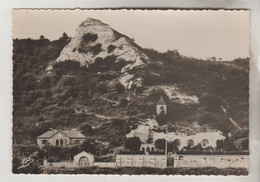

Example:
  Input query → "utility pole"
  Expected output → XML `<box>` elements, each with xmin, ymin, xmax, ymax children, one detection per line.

<box><xmin>165</xmin><ymin>123</ymin><xmax>168</xmax><ymax>168</ymax></box>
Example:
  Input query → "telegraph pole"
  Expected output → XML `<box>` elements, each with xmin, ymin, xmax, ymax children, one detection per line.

<box><xmin>165</xmin><ymin>123</ymin><xmax>168</xmax><ymax>168</ymax></box>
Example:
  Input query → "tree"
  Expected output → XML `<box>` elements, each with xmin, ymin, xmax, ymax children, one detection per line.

<box><xmin>59</xmin><ymin>32</ymin><xmax>70</xmax><ymax>42</ymax></box>
<box><xmin>118</xmin><ymin>97</ymin><xmax>129</xmax><ymax>107</ymax></box>
<box><xmin>115</xmin><ymin>82</ymin><xmax>125</xmax><ymax>93</ymax></box>
<box><xmin>216</xmin><ymin>140</ymin><xmax>224</xmax><ymax>152</ymax></box>
<box><xmin>154</xmin><ymin>138</ymin><xmax>166</xmax><ymax>151</ymax></box>
<box><xmin>146</xmin><ymin>128</ymin><xmax>153</xmax><ymax>144</ymax></box>
<box><xmin>95</xmin><ymin>82</ymin><xmax>108</xmax><ymax>93</ymax></box>
<box><xmin>80</xmin><ymin>123</ymin><xmax>94</xmax><ymax>135</ymax></box>
<box><xmin>200</xmin><ymin>92</ymin><xmax>222</xmax><ymax>111</ymax></box>
<box><xmin>223</xmin><ymin>137</ymin><xmax>236</xmax><ymax>152</ymax></box>
<box><xmin>39</xmin><ymin>35</ymin><xmax>45</xmax><ymax>40</ymax></box>
<box><xmin>124</xmin><ymin>137</ymin><xmax>141</xmax><ymax>151</ymax></box>
<box><xmin>80</xmin><ymin>140</ymin><xmax>96</xmax><ymax>154</ymax></box>
<box><xmin>172</xmin><ymin>139</ymin><xmax>181</xmax><ymax>152</ymax></box>
<box><xmin>155</xmin><ymin>139</ymin><xmax>175</xmax><ymax>152</ymax></box>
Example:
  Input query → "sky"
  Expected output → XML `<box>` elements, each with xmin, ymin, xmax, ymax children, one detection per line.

<box><xmin>13</xmin><ymin>9</ymin><xmax>249</xmax><ymax>61</ymax></box>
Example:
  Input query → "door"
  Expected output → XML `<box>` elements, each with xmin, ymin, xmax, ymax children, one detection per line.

<box><xmin>78</xmin><ymin>156</ymin><xmax>89</xmax><ymax>167</ymax></box>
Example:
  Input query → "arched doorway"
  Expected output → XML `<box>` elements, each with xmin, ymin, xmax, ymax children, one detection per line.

<box><xmin>202</xmin><ymin>139</ymin><xmax>209</xmax><ymax>147</ymax></box>
<box><xmin>146</xmin><ymin>147</ymin><xmax>150</xmax><ymax>153</ymax></box>
<box><xmin>151</xmin><ymin>147</ymin><xmax>155</xmax><ymax>152</ymax></box>
<box><xmin>78</xmin><ymin>156</ymin><xmax>89</xmax><ymax>167</ymax></box>
<box><xmin>142</xmin><ymin>147</ymin><xmax>145</xmax><ymax>152</ymax></box>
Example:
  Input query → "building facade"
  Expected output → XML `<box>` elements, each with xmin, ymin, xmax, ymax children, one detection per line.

<box><xmin>140</xmin><ymin>143</ymin><xmax>156</xmax><ymax>154</ymax></box>
<box><xmin>37</xmin><ymin>130</ymin><xmax>86</xmax><ymax>148</ymax></box>
<box><xmin>74</xmin><ymin>151</ymin><xmax>95</xmax><ymax>167</ymax></box>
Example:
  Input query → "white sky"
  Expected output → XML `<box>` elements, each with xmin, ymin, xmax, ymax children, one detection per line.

<box><xmin>13</xmin><ymin>9</ymin><xmax>249</xmax><ymax>60</ymax></box>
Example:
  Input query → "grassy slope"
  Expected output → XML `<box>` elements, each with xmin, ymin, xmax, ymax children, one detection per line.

<box><xmin>13</xmin><ymin>39</ymin><xmax>249</xmax><ymax>147</ymax></box>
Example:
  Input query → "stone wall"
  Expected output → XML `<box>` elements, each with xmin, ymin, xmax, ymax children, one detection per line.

<box><xmin>94</xmin><ymin>162</ymin><xmax>116</xmax><ymax>168</ymax></box>
<box><xmin>116</xmin><ymin>154</ymin><xmax>166</xmax><ymax>168</ymax></box>
<box><xmin>173</xmin><ymin>155</ymin><xmax>249</xmax><ymax>168</ymax></box>
<box><xmin>43</xmin><ymin>160</ymin><xmax>74</xmax><ymax>168</ymax></box>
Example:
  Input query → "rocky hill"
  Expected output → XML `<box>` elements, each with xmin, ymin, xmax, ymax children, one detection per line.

<box><xmin>55</xmin><ymin>18</ymin><xmax>150</xmax><ymax>89</ymax></box>
<box><xmin>12</xmin><ymin>18</ymin><xmax>249</xmax><ymax>152</ymax></box>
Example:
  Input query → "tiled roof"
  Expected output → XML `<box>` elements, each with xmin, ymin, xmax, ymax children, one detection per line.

<box><xmin>37</xmin><ymin>130</ymin><xmax>58</xmax><ymax>138</ymax></box>
<box><xmin>63</xmin><ymin>130</ymin><xmax>86</xmax><ymax>138</ymax></box>
<box><xmin>157</xmin><ymin>96</ymin><xmax>166</xmax><ymax>105</ymax></box>
<box><xmin>37</xmin><ymin>130</ymin><xmax>86</xmax><ymax>139</ymax></box>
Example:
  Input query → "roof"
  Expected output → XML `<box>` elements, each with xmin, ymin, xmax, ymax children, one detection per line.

<box><xmin>37</xmin><ymin>130</ymin><xmax>57</xmax><ymax>139</ymax></box>
<box><xmin>74</xmin><ymin>151</ymin><xmax>95</xmax><ymax>158</ymax></box>
<box><xmin>37</xmin><ymin>130</ymin><xmax>86</xmax><ymax>139</ymax></box>
<box><xmin>157</xmin><ymin>96</ymin><xmax>166</xmax><ymax>105</ymax></box>
<box><xmin>62</xmin><ymin>130</ymin><xmax>86</xmax><ymax>138</ymax></box>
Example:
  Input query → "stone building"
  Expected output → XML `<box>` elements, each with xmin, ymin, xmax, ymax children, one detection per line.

<box><xmin>37</xmin><ymin>129</ymin><xmax>86</xmax><ymax>148</ymax></box>
<box><xmin>74</xmin><ymin>151</ymin><xmax>95</xmax><ymax>167</ymax></box>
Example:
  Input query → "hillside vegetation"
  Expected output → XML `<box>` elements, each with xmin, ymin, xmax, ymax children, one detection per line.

<box><xmin>13</xmin><ymin>35</ymin><xmax>249</xmax><ymax>150</ymax></box>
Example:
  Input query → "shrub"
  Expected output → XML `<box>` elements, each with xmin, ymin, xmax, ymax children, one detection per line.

<box><xmin>124</xmin><ymin>137</ymin><xmax>141</xmax><ymax>151</ymax></box>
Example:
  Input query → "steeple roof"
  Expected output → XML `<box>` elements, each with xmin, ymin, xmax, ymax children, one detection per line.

<box><xmin>157</xmin><ymin>96</ymin><xmax>166</xmax><ymax>105</ymax></box>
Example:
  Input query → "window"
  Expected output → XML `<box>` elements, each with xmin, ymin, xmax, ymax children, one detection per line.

<box><xmin>141</xmin><ymin>147</ymin><xmax>145</xmax><ymax>152</ymax></box>
<box><xmin>75</xmin><ymin>139</ymin><xmax>80</xmax><ymax>144</ymax></box>
<box><xmin>146</xmin><ymin>147</ymin><xmax>150</xmax><ymax>153</ymax></box>
<box><xmin>60</xmin><ymin>139</ymin><xmax>63</xmax><ymax>146</ymax></box>
<box><xmin>187</xmin><ymin>139</ymin><xmax>194</xmax><ymax>147</ymax></box>
<box><xmin>56</xmin><ymin>139</ymin><xmax>59</xmax><ymax>146</ymax></box>
<box><xmin>41</xmin><ymin>140</ymin><xmax>47</xmax><ymax>144</ymax></box>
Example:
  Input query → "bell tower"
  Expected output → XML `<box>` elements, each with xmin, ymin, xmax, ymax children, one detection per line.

<box><xmin>156</xmin><ymin>96</ymin><xmax>167</xmax><ymax>115</ymax></box>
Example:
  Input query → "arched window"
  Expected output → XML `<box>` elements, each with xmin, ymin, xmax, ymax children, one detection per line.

<box><xmin>142</xmin><ymin>147</ymin><xmax>145</xmax><ymax>152</ymax></box>
<box><xmin>173</xmin><ymin>139</ymin><xmax>181</xmax><ymax>147</ymax></box>
<box><xmin>146</xmin><ymin>147</ymin><xmax>150</xmax><ymax>153</ymax></box>
<box><xmin>187</xmin><ymin>139</ymin><xmax>194</xmax><ymax>147</ymax></box>
<box><xmin>160</xmin><ymin>106</ymin><xmax>165</xmax><ymax>115</ymax></box>
<box><xmin>78</xmin><ymin>156</ymin><xmax>89</xmax><ymax>167</ymax></box>
<box><xmin>151</xmin><ymin>147</ymin><xmax>155</xmax><ymax>152</ymax></box>
<box><xmin>202</xmin><ymin>139</ymin><xmax>209</xmax><ymax>147</ymax></box>
<box><xmin>56</xmin><ymin>139</ymin><xmax>59</xmax><ymax>146</ymax></box>
<box><xmin>60</xmin><ymin>139</ymin><xmax>63</xmax><ymax>146</ymax></box>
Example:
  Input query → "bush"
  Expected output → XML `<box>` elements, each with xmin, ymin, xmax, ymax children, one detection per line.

<box><xmin>118</xmin><ymin>97</ymin><xmax>129</xmax><ymax>107</ymax></box>
<box><xmin>95</xmin><ymin>82</ymin><xmax>108</xmax><ymax>93</ymax></box>
<box><xmin>124</xmin><ymin>137</ymin><xmax>141</xmax><ymax>151</ymax></box>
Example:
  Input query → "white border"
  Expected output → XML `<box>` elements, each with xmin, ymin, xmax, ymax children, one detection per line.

<box><xmin>0</xmin><ymin>0</ymin><xmax>259</xmax><ymax>182</ymax></box>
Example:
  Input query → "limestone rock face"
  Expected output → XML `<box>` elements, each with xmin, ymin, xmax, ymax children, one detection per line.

<box><xmin>55</xmin><ymin>18</ymin><xmax>149</xmax><ymax>89</ymax></box>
